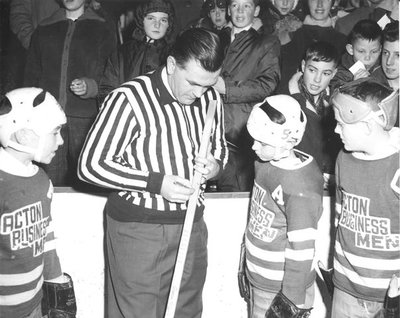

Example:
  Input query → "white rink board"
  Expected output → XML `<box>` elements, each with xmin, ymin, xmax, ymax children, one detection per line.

<box><xmin>52</xmin><ymin>191</ymin><xmax>333</xmax><ymax>318</ymax></box>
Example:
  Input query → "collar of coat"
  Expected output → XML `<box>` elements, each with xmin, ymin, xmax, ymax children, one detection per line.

<box><xmin>40</xmin><ymin>7</ymin><xmax>105</xmax><ymax>26</ymax></box>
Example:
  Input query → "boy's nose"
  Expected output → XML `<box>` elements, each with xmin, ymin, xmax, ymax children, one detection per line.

<box><xmin>154</xmin><ymin>20</ymin><xmax>160</xmax><ymax>28</ymax></box>
<box><xmin>317</xmin><ymin>0</ymin><xmax>323</xmax><ymax>8</ymax></box>
<box><xmin>283</xmin><ymin>0</ymin><xmax>289</xmax><ymax>6</ymax></box>
<box><xmin>314</xmin><ymin>72</ymin><xmax>322</xmax><ymax>83</ymax></box>
<box><xmin>386</xmin><ymin>54</ymin><xmax>394</xmax><ymax>66</ymax></box>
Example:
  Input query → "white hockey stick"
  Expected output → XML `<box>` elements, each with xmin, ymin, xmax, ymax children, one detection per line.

<box><xmin>164</xmin><ymin>100</ymin><xmax>217</xmax><ymax>318</ymax></box>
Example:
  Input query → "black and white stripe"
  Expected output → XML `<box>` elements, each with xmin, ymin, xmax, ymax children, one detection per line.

<box><xmin>78</xmin><ymin>68</ymin><xmax>227</xmax><ymax>212</ymax></box>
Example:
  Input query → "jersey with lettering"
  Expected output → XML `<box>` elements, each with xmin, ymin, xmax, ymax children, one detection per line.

<box><xmin>0</xmin><ymin>168</ymin><xmax>62</xmax><ymax>318</ymax></box>
<box><xmin>333</xmin><ymin>150</ymin><xmax>400</xmax><ymax>302</ymax></box>
<box><xmin>245</xmin><ymin>150</ymin><xmax>323</xmax><ymax>305</ymax></box>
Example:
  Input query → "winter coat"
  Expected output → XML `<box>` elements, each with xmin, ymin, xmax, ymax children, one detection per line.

<box><xmin>24</xmin><ymin>7</ymin><xmax>117</xmax><ymax>118</ymax></box>
<box><xmin>219</xmin><ymin>27</ymin><xmax>280</xmax><ymax>146</ymax></box>
<box><xmin>99</xmin><ymin>29</ymin><xmax>172</xmax><ymax>102</ymax></box>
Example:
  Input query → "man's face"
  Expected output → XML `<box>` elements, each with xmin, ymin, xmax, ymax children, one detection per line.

<box><xmin>274</xmin><ymin>0</ymin><xmax>296</xmax><ymax>15</ymax></box>
<box><xmin>143</xmin><ymin>12</ymin><xmax>169</xmax><ymax>40</ymax></box>
<box><xmin>348</xmin><ymin>38</ymin><xmax>382</xmax><ymax>70</ymax></box>
<box><xmin>229</xmin><ymin>0</ymin><xmax>260</xmax><ymax>30</ymax></box>
<box><xmin>209</xmin><ymin>6</ymin><xmax>227</xmax><ymax>28</ymax></box>
<box><xmin>382</xmin><ymin>40</ymin><xmax>399</xmax><ymax>80</ymax></box>
<box><xmin>308</xmin><ymin>0</ymin><xmax>331</xmax><ymax>22</ymax></box>
<box><xmin>301</xmin><ymin>59</ymin><xmax>337</xmax><ymax>96</ymax></box>
<box><xmin>62</xmin><ymin>0</ymin><xmax>86</xmax><ymax>11</ymax></box>
<box><xmin>166</xmin><ymin>57</ymin><xmax>221</xmax><ymax>105</ymax></box>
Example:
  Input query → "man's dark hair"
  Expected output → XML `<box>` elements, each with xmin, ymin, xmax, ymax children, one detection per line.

<box><xmin>304</xmin><ymin>41</ymin><xmax>340</xmax><ymax>67</ymax></box>
<box><xmin>169</xmin><ymin>28</ymin><xmax>225</xmax><ymax>72</ymax></box>
<box><xmin>348</xmin><ymin>19</ymin><xmax>383</xmax><ymax>45</ymax></box>
<box><xmin>383</xmin><ymin>21</ymin><xmax>399</xmax><ymax>43</ymax></box>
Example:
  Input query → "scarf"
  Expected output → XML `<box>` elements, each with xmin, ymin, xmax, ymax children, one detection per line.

<box><xmin>298</xmin><ymin>76</ymin><xmax>328</xmax><ymax>117</ymax></box>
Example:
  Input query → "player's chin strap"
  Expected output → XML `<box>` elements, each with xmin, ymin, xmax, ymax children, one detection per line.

<box><xmin>8</xmin><ymin>137</ymin><xmax>45</xmax><ymax>163</ymax></box>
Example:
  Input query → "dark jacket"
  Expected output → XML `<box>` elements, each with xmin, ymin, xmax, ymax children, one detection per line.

<box><xmin>24</xmin><ymin>8</ymin><xmax>117</xmax><ymax>118</ymax></box>
<box><xmin>219</xmin><ymin>27</ymin><xmax>280</xmax><ymax>146</ymax></box>
<box><xmin>330</xmin><ymin>51</ymin><xmax>381</xmax><ymax>91</ymax></box>
<box><xmin>99</xmin><ymin>30</ymin><xmax>172</xmax><ymax>102</ymax></box>
<box><xmin>278</xmin><ymin>25</ymin><xmax>346</xmax><ymax>94</ymax></box>
<box><xmin>293</xmin><ymin>92</ymin><xmax>342</xmax><ymax>174</ymax></box>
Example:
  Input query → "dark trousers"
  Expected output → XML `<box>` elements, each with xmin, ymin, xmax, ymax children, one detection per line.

<box><xmin>106</xmin><ymin>215</ymin><xmax>208</xmax><ymax>318</ymax></box>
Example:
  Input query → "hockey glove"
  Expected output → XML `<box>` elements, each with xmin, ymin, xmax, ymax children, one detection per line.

<box><xmin>265</xmin><ymin>291</ymin><xmax>312</xmax><ymax>318</ymax></box>
<box><xmin>238</xmin><ymin>239</ymin><xmax>250</xmax><ymax>302</ymax></box>
<box><xmin>42</xmin><ymin>273</ymin><xmax>77</xmax><ymax>318</ymax></box>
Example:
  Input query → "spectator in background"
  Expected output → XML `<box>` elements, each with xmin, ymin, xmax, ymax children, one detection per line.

<box><xmin>188</xmin><ymin>0</ymin><xmax>229</xmax><ymax>31</ymax></box>
<box><xmin>372</xmin><ymin>21</ymin><xmax>399</xmax><ymax>90</ymax></box>
<box><xmin>99</xmin><ymin>0</ymin><xmax>176</xmax><ymax>102</ymax></box>
<box><xmin>277</xmin><ymin>0</ymin><xmax>346</xmax><ymax>94</ymax></box>
<box><xmin>330</xmin><ymin>19</ymin><xmax>382</xmax><ymax>90</ymax></box>
<box><xmin>24</xmin><ymin>0</ymin><xmax>117</xmax><ymax>187</ymax></box>
<box><xmin>258</xmin><ymin>0</ymin><xmax>303</xmax><ymax>44</ymax></box>
<box><xmin>289</xmin><ymin>41</ymin><xmax>342</xmax><ymax>189</ymax></box>
<box><xmin>4</xmin><ymin>0</ymin><xmax>60</xmax><ymax>93</ymax></box>
<box><xmin>214</xmin><ymin>0</ymin><xmax>281</xmax><ymax>192</ymax></box>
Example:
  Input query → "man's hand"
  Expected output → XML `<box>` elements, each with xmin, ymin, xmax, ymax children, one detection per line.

<box><xmin>70</xmin><ymin>78</ymin><xmax>88</xmax><ymax>96</ymax></box>
<box><xmin>160</xmin><ymin>175</ymin><xmax>194</xmax><ymax>203</ymax></box>
<box><xmin>194</xmin><ymin>150</ymin><xmax>220</xmax><ymax>182</ymax></box>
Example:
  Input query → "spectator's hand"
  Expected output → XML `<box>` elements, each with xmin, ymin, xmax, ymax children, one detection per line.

<box><xmin>213</xmin><ymin>76</ymin><xmax>226</xmax><ymax>95</ymax></box>
<box><xmin>353</xmin><ymin>69</ymin><xmax>370</xmax><ymax>80</ymax></box>
<box><xmin>252</xmin><ymin>17</ymin><xmax>263</xmax><ymax>31</ymax></box>
<box><xmin>160</xmin><ymin>175</ymin><xmax>194</xmax><ymax>203</ymax></box>
<box><xmin>70</xmin><ymin>79</ymin><xmax>88</xmax><ymax>96</ymax></box>
<box><xmin>194</xmin><ymin>150</ymin><xmax>220</xmax><ymax>182</ymax></box>
<box><xmin>388</xmin><ymin>275</ymin><xmax>400</xmax><ymax>298</ymax></box>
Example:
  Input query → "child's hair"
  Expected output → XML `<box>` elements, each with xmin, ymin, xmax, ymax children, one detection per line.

<box><xmin>347</xmin><ymin>19</ymin><xmax>383</xmax><ymax>45</ymax></box>
<box><xmin>337</xmin><ymin>79</ymin><xmax>392</xmax><ymax>106</ymax></box>
<box><xmin>304</xmin><ymin>41</ymin><xmax>340</xmax><ymax>67</ymax></box>
<box><xmin>383</xmin><ymin>21</ymin><xmax>399</xmax><ymax>43</ymax></box>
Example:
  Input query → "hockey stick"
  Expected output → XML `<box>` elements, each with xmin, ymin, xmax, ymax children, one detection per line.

<box><xmin>164</xmin><ymin>100</ymin><xmax>217</xmax><ymax>318</ymax></box>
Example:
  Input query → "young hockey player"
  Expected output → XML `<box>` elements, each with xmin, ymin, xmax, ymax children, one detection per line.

<box><xmin>243</xmin><ymin>95</ymin><xmax>324</xmax><ymax>318</ymax></box>
<box><xmin>331</xmin><ymin>78</ymin><xmax>400</xmax><ymax>317</ymax></box>
<box><xmin>0</xmin><ymin>88</ymin><xmax>76</xmax><ymax>318</ymax></box>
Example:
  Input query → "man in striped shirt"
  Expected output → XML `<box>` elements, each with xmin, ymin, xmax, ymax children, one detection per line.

<box><xmin>78</xmin><ymin>28</ymin><xmax>227</xmax><ymax>318</ymax></box>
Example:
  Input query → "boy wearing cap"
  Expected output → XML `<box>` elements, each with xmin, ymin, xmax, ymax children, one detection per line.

<box><xmin>0</xmin><ymin>88</ymin><xmax>76</xmax><ymax>318</ymax></box>
<box><xmin>214</xmin><ymin>0</ymin><xmax>281</xmax><ymax>191</ymax></box>
<box><xmin>242</xmin><ymin>95</ymin><xmax>323</xmax><ymax>317</ymax></box>
<box><xmin>331</xmin><ymin>79</ymin><xmax>400</xmax><ymax>317</ymax></box>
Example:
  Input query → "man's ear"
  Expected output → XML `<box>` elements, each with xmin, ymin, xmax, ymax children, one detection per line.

<box><xmin>166</xmin><ymin>56</ymin><xmax>176</xmax><ymax>75</ymax></box>
<box><xmin>301</xmin><ymin>60</ymin><xmax>306</xmax><ymax>73</ymax></box>
<box><xmin>14</xmin><ymin>129</ymin><xmax>38</xmax><ymax>146</ymax></box>
<box><xmin>346</xmin><ymin>44</ymin><xmax>354</xmax><ymax>56</ymax></box>
<box><xmin>254</xmin><ymin>5</ymin><xmax>260</xmax><ymax>17</ymax></box>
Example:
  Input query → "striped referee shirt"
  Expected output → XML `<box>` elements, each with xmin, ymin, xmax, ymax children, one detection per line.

<box><xmin>78</xmin><ymin>67</ymin><xmax>227</xmax><ymax>224</ymax></box>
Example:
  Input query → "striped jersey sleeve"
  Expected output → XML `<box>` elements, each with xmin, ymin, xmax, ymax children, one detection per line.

<box><xmin>78</xmin><ymin>69</ymin><xmax>227</xmax><ymax>210</ymax></box>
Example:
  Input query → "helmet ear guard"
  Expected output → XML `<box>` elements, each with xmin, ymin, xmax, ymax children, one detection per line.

<box><xmin>0</xmin><ymin>87</ymin><xmax>66</xmax><ymax>156</ymax></box>
<box><xmin>332</xmin><ymin>88</ymin><xmax>399</xmax><ymax>131</ymax></box>
<box><xmin>247</xmin><ymin>95</ymin><xmax>307</xmax><ymax>148</ymax></box>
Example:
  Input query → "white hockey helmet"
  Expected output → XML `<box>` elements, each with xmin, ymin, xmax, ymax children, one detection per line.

<box><xmin>247</xmin><ymin>95</ymin><xmax>307</xmax><ymax>148</ymax></box>
<box><xmin>0</xmin><ymin>87</ymin><xmax>66</xmax><ymax>155</ymax></box>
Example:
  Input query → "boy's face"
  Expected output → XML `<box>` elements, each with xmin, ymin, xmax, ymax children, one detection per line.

<box><xmin>308</xmin><ymin>0</ymin><xmax>331</xmax><ymax>22</ymax></box>
<box><xmin>62</xmin><ymin>0</ymin><xmax>86</xmax><ymax>11</ymax></box>
<box><xmin>274</xmin><ymin>0</ymin><xmax>296</xmax><ymax>16</ymax></box>
<box><xmin>209</xmin><ymin>7</ymin><xmax>227</xmax><ymax>28</ymax></box>
<box><xmin>382</xmin><ymin>40</ymin><xmax>399</xmax><ymax>80</ymax></box>
<box><xmin>301</xmin><ymin>59</ymin><xmax>337</xmax><ymax>96</ymax></box>
<box><xmin>229</xmin><ymin>0</ymin><xmax>260</xmax><ymax>29</ymax></box>
<box><xmin>143</xmin><ymin>12</ymin><xmax>169</xmax><ymax>40</ymax></box>
<box><xmin>347</xmin><ymin>38</ymin><xmax>382</xmax><ymax>70</ymax></box>
<box><xmin>36</xmin><ymin>126</ymin><xmax>64</xmax><ymax>164</ymax></box>
<box><xmin>334</xmin><ymin>110</ymin><xmax>366</xmax><ymax>152</ymax></box>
